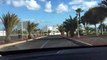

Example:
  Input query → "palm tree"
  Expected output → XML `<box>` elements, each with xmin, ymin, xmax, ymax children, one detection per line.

<box><xmin>58</xmin><ymin>24</ymin><xmax>65</xmax><ymax>35</ymax></box>
<box><xmin>63</xmin><ymin>18</ymin><xmax>70</xmax><ymax>37</ymax></box>
<box><xmin>47</xmin><ymin>30</ymin><xmax>51</xmax><ymax>35</ymax></box>
<box><xmin>63</xmin><ymin>16</ymin><xmax>78</xmax><ymax>37</ymax></box>
<box><xmin>0</xmin><ymin>12</ymin><xmax>20</xmax><ymax>42</ymax></box>
<box><xmin>75</xmin><ymin>8</ymin><xmax>83</xmax><ymax>38</ymax></box>
<box><xmin>99</xmin><ymin>0</ymin><xmax>107</xmax><ymax>7</ymax></box>
<box><xmin>69</xmin><ymin>16</ymin><xmax>78</xmax><ymax>37</ymax></box>
<box><xmin>27</xmin><ymin>21</ymin><xmax>38</xmax><ymax>39</ymax></box>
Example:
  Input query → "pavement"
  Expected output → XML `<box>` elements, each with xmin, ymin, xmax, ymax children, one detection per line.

<box><xmin>0</xmin><ymin>35</ymin><xmax>85</xmax><ymax>51</ymax></box>
<box><xmin>0</xmin><ymin>36</ymin><xmax>46</xmax><ymax>49</ymax></box>
<box><xmin>71</xmin><ymin>36</ymin><xmax>107</xmax><ymax>46</ymax></box>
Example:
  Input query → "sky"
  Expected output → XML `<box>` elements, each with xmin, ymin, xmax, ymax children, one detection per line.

<box><xmin>0</xmin><ymin>0</ymin><xmax>101</xmax><ymax>29</ymax></box>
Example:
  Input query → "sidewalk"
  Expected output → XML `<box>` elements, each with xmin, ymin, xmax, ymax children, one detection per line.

<box><xmin>71</xmin><ymin>36</ymin><xmax>107</xmax><ymax>46</ymax></box>
<box><xmin>0</xmin><ymin>36</ymin><xmax>46</xmax><ymax>49</ymax></box>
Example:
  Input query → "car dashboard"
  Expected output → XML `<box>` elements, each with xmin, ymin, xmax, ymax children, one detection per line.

<box><xmin>0</xmin><ymin>46</ymin><xmax>107</xmax><ymax>60</ymax></box>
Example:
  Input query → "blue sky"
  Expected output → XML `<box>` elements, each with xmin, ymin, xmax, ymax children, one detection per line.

<box><xmin>0</xmin><ymin>0</ymin><xmax>101</xmax><ymax>29</ymax></box>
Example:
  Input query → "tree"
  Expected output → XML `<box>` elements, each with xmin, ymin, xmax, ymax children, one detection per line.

<box><xmin>83</xmin><ymin>7</ymin><xmax>107</xmax><ymax>36</ymax></box>
<box><xmin>75</xmin><ymin>8</ymin><xmax>83</xmax><ymax>38</ymax></box>
<box><xmin>63</xmin><ymin>16</ymin><xmax>78</xmax><ymax>37</ymax></box>
<box><xmin>0</xmin><ymin>12</ymin><xmax>20</xmax><ymax>42</ymax></box>
<box><xmin>58</xmin><ymin>24</ymin><xmax>65</xmax><ymax>35</ymax></box>
<box><xmin>98</xmin><ymin>23</ymin><xmax>106</xmax><ymax>34</ymax></box>
<box><xmin>63</xmin><ymin>19</ymin><xmax>70</xmax><ymax>37</ymax></box>
<box><xmin>47</xmin><ymin>30</ymin><xmax>51</xmax><ymax>35</ymax></box>
<box><xmin>81</xmin><ymin>16</ymin><xmax>87</xmax><ymax>29</ymax></box>
<box><xmin>84</xmin><ymin>7</ymin><xmax>107</xmax><ymax>35</ymax></box>
<box><xmin>99</xmin><ymin>0</ymin><xmax>107</xmax><ymax>7</ymax></box>
<box><xmin>69</xmin><ymin>16</ymin><xmax>78</xmax><ymax>37</ymax></box>
<box><xmin>81</xmin><ymin>16</ymin><xmax>90</xmax><ymax>35</ymax></box>
<box><xmin>27</xmin><ymin>21</ymin><xmax>38</xmax><ymax>39</ymax></box>
<box><xmin>98</xmin><ymin>0</ymin><xmax>107</xmax><ymax>35</ymax></box>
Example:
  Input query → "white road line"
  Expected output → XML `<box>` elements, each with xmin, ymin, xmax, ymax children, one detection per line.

<box><xmin>0</xmin><ymin>55</ymin><xmax>2</xmax><ymax>57</ymax></box>
<box><xmin>69</xmin><ymin>38</ymin><xmax>92</xmax><ymax>46</ymax></box>
<box><xmin>56</xmin><ymin>50</ymin><xmax>61</xmax><ymax>54</ymax></box>
<box><xmin>74</xmin><ymin>39</ymin><xmax>92</xmax><ymax>46</ymax></box>
<box><xmin>40</xmin><ymin>40</ymin><xmax>50</xmax><ymax>48</ymax></box>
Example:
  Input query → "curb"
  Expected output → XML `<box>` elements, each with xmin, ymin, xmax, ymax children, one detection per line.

<box><xmin>69</xmin><ymin>38</ymin><xmax>93</xmax><ymax>46</ymax></box>
<box><xmin>62</xmin><ymin>36</ymin><xmax>92</xmax><ymax>46</ymax></box>
<box><xmin>0</xmin><ymin>36</ymin><xmax>46</xmax><ymax>49</ymax></box>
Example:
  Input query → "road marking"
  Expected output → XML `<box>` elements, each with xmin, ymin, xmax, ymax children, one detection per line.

<box><xmin>56</xmin><ymin>50</ymin><xmax>61</xmax><ymax>54</ymax></box>
<box><xmin>70</xmin><ymin>38</ymin><xmax>92</xmax><ymax>46</ymax></box>
<box><xmin>75</xmin><ymin>40</ymin><xmax>92</xmax><ymax>46</ymax></box>
<box><xmin>40</xmin><ymin>40</ymin><xmax>50</xmax><ymax>48</ymax></box>
<box><xmin>0</xmin><ymin>55</ymin><xmax>2</xmax><ymax>57</ymax></box>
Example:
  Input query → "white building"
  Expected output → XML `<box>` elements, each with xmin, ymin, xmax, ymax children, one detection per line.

<box><xmin>42</xmin><ymin>25</ymin><xmax>61</xmax><ymax>35</ymax></box>
<box><xmin>16</xmin><ymin>21</ymin><xmax>28</xmax><ymax>31</ymax></box>
<box><xmin>0</xmin><ymin>31</ymin><xmax>6</xmax><ymax>36</ymax></box>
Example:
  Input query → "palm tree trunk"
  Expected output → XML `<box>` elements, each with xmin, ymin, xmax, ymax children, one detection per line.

<box><xmin>95</xmin><ymin>24</ymin><xmax>98</xmax><ymax>36</ymax></box>
<box><xmin>5</xmin><ymin>32</ymin><xmax>10</xmax><ymax>43</ymax></box>
<box><xmin>61</xmin><ymin>31</ymin><xmax>64</xmax><ymax>36</ymax></box>
<box><xmin>77</xmin><ymin>13</ymin><xmax>80</xmax><ymax>38</ymax></box>
<box><xmin>28</xmin><ymin>32</ymin><xmax>32</xmax><ymax>39</ymax></box>
<box><xmin>85</xmin><ymin>23</ymin><xmax>88</xmax><ymax>35</ymax></box>
<box><xmin>70</xmin><ymin>31</ymin><xmax>74</xmax><ymax>37</ymax></box>
<box><xmin>66</xmin><ymin>31</ymin><xmax>69</xmax><ymax>37</ymax></box>
<box><xmin>83</xmin><ymin>23</ymin><xmax>87</xmax><ymax>35</ymax></box>
<box><xmin>101</xmin><ymin>22</ymin><xmax>104</xmax><ymax>35</ymax></box>
<box><xmin>84</xmin><ymin>25</ymin><xmax>86</xmax><ymax>30</ymax></box>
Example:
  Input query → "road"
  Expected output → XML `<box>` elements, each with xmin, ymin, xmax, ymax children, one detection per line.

<box><xmin>0</xmin><ymin>35</ymin><xmax>84</xmax><ymax>51</ymax></box>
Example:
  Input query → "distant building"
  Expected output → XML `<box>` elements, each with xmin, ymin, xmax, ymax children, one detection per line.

<box><xmin>16</xmin><ymin>21</ymin><xmax>28</xmax><ymax>31</ymax></box>
<box><xmin>0</xmin><ymin>21</ymin><xmax>29</xmax><ymax>36</ymax></box>
<box><xmin>42</xmin><ymin>25</ymin><xmax>48</xmax><ymax>32</ymax></box>
<box><xmin>42</xmin><ymin>25</ymin><xmax>60</xmax><ymax>35</ymax></box>
<box><xmin>0</xmin><ymin>30</ymin><xmax>6</xmax><ymax>36</ymax></box>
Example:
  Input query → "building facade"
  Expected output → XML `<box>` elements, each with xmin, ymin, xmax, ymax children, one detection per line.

<box><xmin>42</xmin><ymin>25</ymin><xmax>61</xmax><ymax>35</ymax></box>
<box><xmin>16</xmin><ymin>21</ymin><xmax>28</xmax><ymax>31</ymax></box>
<box><xmin>0</xmin><ymin>30</ymin><xmax>6</xmax><ymax>36</ymax></box>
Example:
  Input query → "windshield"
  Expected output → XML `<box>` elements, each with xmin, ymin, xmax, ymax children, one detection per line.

<box><xmin>0</xmin><ymin>0</ymin><xmax>107</xmax><ymax>51</ymax></box>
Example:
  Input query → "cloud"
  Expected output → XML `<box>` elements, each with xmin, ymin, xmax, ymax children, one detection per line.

<box><xmin>24</xmin><ymin>18</ymin><xmax>45</xmax><ymax>24</ymax></box>
<box><xmin>25</xmin><ymin>0</ymin><xmax>40</xmax><ymax>10</ymax></box>
<box><xmin>0</xmin><ymin>0</ymin><xmax>40</xmax><ymax>10</ymax></box>
<box><xmin>69</xmin><ymin>0</ymin><xmax>98</xmax><ymax>10</ymax></box>
<box><xmin>71</xmin><ymin>5</ymin><xmax>86</xmax><ymax>10</ymax></box>
<box><xmin>69</xmin><ymin>0</ymin><xmax>83</xmax><ymax>5</ymax></box>
<box><xmin>56</xmin><ymin>3</ymin><xmax>68</xmax><ymax>13</ymax></box>
<box><xmin>83</xmin><ymin>1</ymin><xmax>98</xmax><ymax>9</ymax></box>
<box><xmin>44</xmin><ymin>1</ymin><xmax>52</xmax><ymax>13</ymax></box>
<box><xmin>11</xmin><ymin>0</ymin><xmax>25</xmax><ymax>7</ymax></box>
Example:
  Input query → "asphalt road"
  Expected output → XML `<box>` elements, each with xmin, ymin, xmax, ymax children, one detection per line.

<box><xmin>0</xmin><ymin>35</ymin><xmax>83</xmax><ymax>51</ymax></box>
